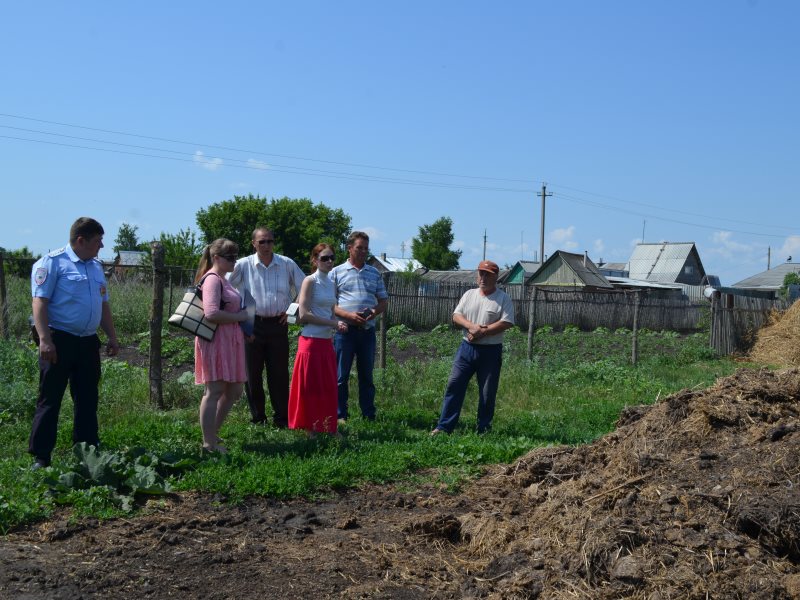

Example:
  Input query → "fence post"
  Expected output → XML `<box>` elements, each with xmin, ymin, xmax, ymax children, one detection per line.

<box><xmin>631</xmin><ymin>291</ymin><xmax>640</xmax><ymax>365</ymax></box>
<box><xmin>0</xmin><ymin>252</ymin><xmax>8</xmax><ymax>340</ymax></box>
<box><xmin>167</xmin><ymin>268</ymin><xmax>173</xmax><ymax>313</ymax></box>
<box><xmin>378</xmin><ymin>272</ymin><xmax>388</xmax><ymax>370</ymax></box>
<box><xmin>527</xmin><ymin>286</ymin><xmax>538</xmax><ymax>361</ymax></box>
<box><xmin>149</xmin><ymin>242</ymin><xmax>165</xmax><ymax>409</ymax></box>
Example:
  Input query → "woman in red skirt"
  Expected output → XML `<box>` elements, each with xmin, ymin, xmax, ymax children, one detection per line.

<box><xmin>289</xmin><ymin>243</ymin><xmax>348</xmax><ymax>436</ymax></box>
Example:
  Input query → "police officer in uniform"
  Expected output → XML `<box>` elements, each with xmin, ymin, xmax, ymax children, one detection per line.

<box><xmin>29</xmin><ymin>217</ymin><xmax>119</xmax><ymax>469</ymax></box>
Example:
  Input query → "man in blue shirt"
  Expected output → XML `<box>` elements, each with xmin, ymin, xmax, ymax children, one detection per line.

<box><xmin>331</xmin><ymin>232</ymin><xmax>388</xmax><ymax>422</ymax></box>
<box><xmin>29</xmin><ymin>217</ymin><xmax>119</xmax><ymax>469</ymax></box>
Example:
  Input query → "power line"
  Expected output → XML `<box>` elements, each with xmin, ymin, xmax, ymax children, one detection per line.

<box><xmin>0</xmin><ymin>125</ymin><xmax>541</xmax><ymax>192</ymax></box>
<box><xmin>0</xmin><ymin>112</ymin><xmax>796</xmax><ymax>239</ymax></box>
<box><xmin>553</xmin><ymin>191</ymin><xmax>790</xmax><ymax>239</ymax></box>
<box><xmin>0</xmin><ymin>134</ymin><xmax>537</xmax><ymax>193</ymax></box>
<box><xmin>548</xmin><ymin>181</ymin><xmax>796</xmax><ymax>233</ymax></box>
<box><xmin>0</xmin><ymin>112</ymin><xmax>533</xmax><ymax>184</ymax></box>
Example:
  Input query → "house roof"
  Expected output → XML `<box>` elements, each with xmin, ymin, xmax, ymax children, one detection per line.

<box><xmin>605</xmin><ymin>276</ymin><xmax>682</xmax><ymax>290</ymax></box>
<box><xmin>732</xmin><ymin>262</ymin><xmax>800</xmax><ymax>290</ymax></box>
<box><xmin>498</xmin><ymin>260</ymin><xmax>542</xmax><ymax>283</ymax></box>
<box><xmin>598</xmin><ymin>262</ymin><xmax>627</xmax><ymax>271</ymax></box>
<box><xmin>533</xmin><ymin>251</ymin><xmax>613</xmax><ymax>289</ymax></box>
<box><xmin>369</xmin><ymin>256</ymin><xmax>425</xmax><ymax>273</ymax></box>
<box><xmin>627</xmin><ymin>242</ymin><xmax>704</xmax><ymax>283</ymax></box>
<box><xmin>420</xmin><ymin>269</ymin><xmax>510</xmax><ymax>284</ymax></box>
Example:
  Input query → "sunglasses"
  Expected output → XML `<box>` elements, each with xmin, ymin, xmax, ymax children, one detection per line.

<box><xmin>257</xmin><ymin>239</ymin><xmax>275</xmax><ymax>245</ymax></box>
<box><xmin>218</xmin><ymin>254</ymin><xmax>238</xmax><ymax>262</ymax></box>
<box><xmin>318</xmin><ymin>255</ymin><xmax>335</xmax><ymax>263</ymax></box>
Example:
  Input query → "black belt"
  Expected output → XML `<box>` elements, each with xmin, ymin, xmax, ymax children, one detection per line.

<box><xmin>255</xmin><ymin>315</ymin><xmax>283</xmax><ymax>323</ymax></box>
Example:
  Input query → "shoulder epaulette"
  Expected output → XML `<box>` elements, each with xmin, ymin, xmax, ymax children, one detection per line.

<box><xmin>47</xmin><ymin>246</ymin><xmax>67</xmax><ymax>257</ymax></box>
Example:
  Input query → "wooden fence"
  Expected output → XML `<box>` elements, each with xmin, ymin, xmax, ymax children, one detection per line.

<box><xmin>385</xmin><ymin>276</ymin><xmax>702</xmax><ymax>332</ymax></box>
<box><xmin>710</xmin><ymin>292</ymin><xmax>788</xmax><ymax>356</ymax></box>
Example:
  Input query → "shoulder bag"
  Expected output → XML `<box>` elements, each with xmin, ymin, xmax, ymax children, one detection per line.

<box><xmin>168</xmin><ymin>273</ymin><xmax>222</xmax><ymax>341</ymax></box>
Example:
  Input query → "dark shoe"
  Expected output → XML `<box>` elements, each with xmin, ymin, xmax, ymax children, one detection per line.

<box><xmin>31</xmin><ymin>458</ymin><xmax>50</xmax><ymax>471</ymax></box>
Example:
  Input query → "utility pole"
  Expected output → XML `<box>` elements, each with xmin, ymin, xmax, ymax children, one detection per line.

<box><xmin>641</xmin><ymin>220</ymin><xmax>646</xmax><ymax>243</ymax></box>
<box><xmin>400</xmin><ymin>241</ymin><xmax>406</xmax><ymax>258</ymax></box>
<box><xmin>767</xmin><ymin>246</ymin><xmax>771</xmax><ymax>270</ymax></box>
<box><xmin>538</xmin><ymin>183</ymin><xmax>552</xmax><ymax>265</ymax></box>
<box><xmin>482</xmin><ymin>229</ymin><xmax>487</xmax><ymax>260</ymax></box>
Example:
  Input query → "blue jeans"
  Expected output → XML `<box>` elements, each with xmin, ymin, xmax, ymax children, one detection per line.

<box><xmin>334</xmin><ymin>327</ymin><xmax>377</xmax><ymax>420</ymax></box>
<box><xmin>436</xmin><ymin>341</ymin><xmax>502</xmax><ymax>433</ymax></box>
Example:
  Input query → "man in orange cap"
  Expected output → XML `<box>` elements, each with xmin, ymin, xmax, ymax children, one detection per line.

<box><xmin>432</xmin><ymin>260</ymin><xmax>514</xmax><ymax>435</ymax></box>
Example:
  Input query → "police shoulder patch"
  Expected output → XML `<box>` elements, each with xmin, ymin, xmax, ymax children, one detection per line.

<box><xmin>34</xmin><ymin>267</ymin><xmax>48</xmax><ymax>286</ymax></box>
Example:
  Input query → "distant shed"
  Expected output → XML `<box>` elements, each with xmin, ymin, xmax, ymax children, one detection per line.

<box><xmin>627</xmin><ymin>242</ymin><xmax>706</xmax><ymax>285</ymax></box>
<box><xmin>368</xmin><ymin>254</ymin><xmax>426</xmax><ymax>275</ymax></box>
<box><xmin>500</xmin><ymin>260</ymin><xmax>542</xmax><ymax>284</ymax></box>
<box><xmin>530</xmin><ymin>251</ymin><xmax>613</xmax><ymax>290</ymax></box>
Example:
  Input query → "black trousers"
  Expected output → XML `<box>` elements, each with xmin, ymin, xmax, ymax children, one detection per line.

<box><xmin>29</xmin><ymin>330</ymin><xmax>101</xmax><ymax>463</ymax></box>
<box><xmin>245</xmin><ymin>317</ymin><xmax>290</xmax><ymax>426</ymax></box>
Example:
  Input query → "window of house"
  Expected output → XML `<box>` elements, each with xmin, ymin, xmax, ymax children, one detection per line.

<box><xmin>684</xmin><ymin>266</ymin><xmax>694</xmax><ymax>275</ymax></box>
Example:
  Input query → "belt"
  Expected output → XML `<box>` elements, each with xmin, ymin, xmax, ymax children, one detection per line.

<box><xmin>255</xmin><ymin>315</ymin><xmax>283</xmax><ymax>323</ymax></box>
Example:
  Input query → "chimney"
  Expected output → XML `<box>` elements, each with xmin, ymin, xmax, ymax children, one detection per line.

<box><xmin>583</xmin><ymin>251</ymin><xmax>587</xmax><ymax>267</ymax></box>
<box><xmin>381</xmin><ymin>253</ymin><xmax>387</xmax><ymax>262</ymax></box>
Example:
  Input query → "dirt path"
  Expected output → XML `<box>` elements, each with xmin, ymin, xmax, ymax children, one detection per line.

<box><xmin>2</xmin><ymin>368</ymin><xmax>799</xmax><ymax>599</ymax></box>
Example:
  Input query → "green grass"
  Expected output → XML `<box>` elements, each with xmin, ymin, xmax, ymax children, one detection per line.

<box><xmin>0</xmin><ymin>325</ymin><xmax>748</xmax><ymax>532</ymax></box>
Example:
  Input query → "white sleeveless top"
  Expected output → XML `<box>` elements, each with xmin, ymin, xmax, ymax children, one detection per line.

<box><xmin>301</xmin><ymin>271</ymin><xmax>337</xmax><ymax>339</ymax></box>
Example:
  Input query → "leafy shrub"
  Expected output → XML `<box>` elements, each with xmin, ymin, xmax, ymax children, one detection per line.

<box><xmin>44</xmin><ymin>443</ymin><xmax>197</xmax><ymax>512</ymax></box>
<box><xmin>563</xmin><ymin>324</ymin><xmax>580</xmax><ymax>334</ymax></box>
<box><xmin>387</xmin><ymin>324</ymin><xmax>412</xmax><ymax>340</ymax></box>
<box><xmin>431</xmin><ymin>323</ymin><xmax>451</xmax><ymax>334</ymax></box>
<box><xmin>615</xmin><ymin>327</ymin><xmax>631</xmax><ymax>335</ymax></box>
<box><xmin>0</xmin><ymin>340</ymin><xmax>38</xmax><ymax>422</ymax></box>
<box><xmin>592</xmin><ymin>326</ymin><xmax>610</xmax><ymax>335</ymax></box>
<box><xmin>536</xmin><ymin>325</ymin><xmax>554</xmax><ymax>336</ymax></box>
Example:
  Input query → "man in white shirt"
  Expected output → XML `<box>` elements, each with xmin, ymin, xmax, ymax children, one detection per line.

<box><xmin>431</xmin><ymin>260</ymin><xmax>514</xmax><ymax>435</ymax></box>
<box><xmin>229</xmin><ymin>227</ymin><xmax>305</xmax><ymax>427</ymax></box>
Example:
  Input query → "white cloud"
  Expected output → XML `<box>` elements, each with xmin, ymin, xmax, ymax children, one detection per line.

<box><xmin>246</xmin><ymin>158</ymin><xmax>269</xmax><ymax>170</ymax></box>
<box><xmin>193</xmin><ymin>151</ymin><xmax>223</xmax><ymax>171</ymax></box>
<box><xmin>356</xmin><ymin>226</ymin><xmax>383</xmax><ymax>241</ymax></box>
<box><xmin>706</xmin><ymin>231</ymin><xmax>757</xmax><ymax>260</ymax></box>
<box><xmin>548</xmin><ymin>226</ymin><xmax>578</xmax><ymax>251</ymax></box>
<box><xmin>779</xmin><ymin>235</ymin><xmax>800</xmax><ymax>262</ymax></box>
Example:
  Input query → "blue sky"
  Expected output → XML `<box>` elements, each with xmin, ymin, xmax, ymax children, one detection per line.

<box><xmin>1</xmin><ymin>0</ymin><xmax>797</xmax><ymax>285</ymax></box>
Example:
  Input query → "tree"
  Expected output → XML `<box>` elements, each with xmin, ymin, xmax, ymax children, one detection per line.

<box><xmin>780</xmin><ymin>272</ymin><xmax>800</xmax><ymax>299</ymax></box>
<box><xmin>264</xmin><ymin>197</ymin><xmax>351</xmax><ymax>271</ymax></box>
<box><xmin>195</xmin><ymin>194</ymin><xmax>270</xmax><ymax>253</ymax></box>
<box><xmin>0</xmin><ymin>245</ymin><xmax>40</xmax><ymax>278</ymax></box>
<box><xmin>113</xmin><ymin>223</ymin><xmax>141</xmax><ymax>253</ymax></box>
<box><xmin>195</xmin><ymin>195</ymin><xmax>351</xmax><ymax>271</ymax></box>
<box><xmin>140</xmin><ymin>228</ymin><xmax>204</xmax><ymax>272</ymax></box>
<box><xmin>411</xmin><ymin>216</ymin><xmax>462</xmax><ymax>271</ymax></box>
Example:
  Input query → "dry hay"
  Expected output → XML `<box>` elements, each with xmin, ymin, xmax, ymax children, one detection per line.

<box><xmin>418</xmin><ymin>368</ymin><xmax>800</xmax><ymax>598</ymax></box>
<box><xmin>750</xmin><ymin>299</ymin><xmax>800</xmax><ymax>367</ymax></box>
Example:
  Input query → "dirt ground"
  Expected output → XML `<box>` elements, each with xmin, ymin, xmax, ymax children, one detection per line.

<box><xmin>2</xmin><ymin>321</ymin><xmax>800</xmax><ymax>598</ymax></box>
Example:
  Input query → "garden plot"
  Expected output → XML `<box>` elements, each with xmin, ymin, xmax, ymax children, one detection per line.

<box><xmin>2</xmin><ymin>367</ymin><xmax>798</xmax><ymax>599</ymax></box>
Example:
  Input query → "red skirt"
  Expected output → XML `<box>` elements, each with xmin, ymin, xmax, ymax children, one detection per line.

<box><xmin>289</xmin><ymin>336</ymin><xmax>338</xmax><ymax>433</ymax></box>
